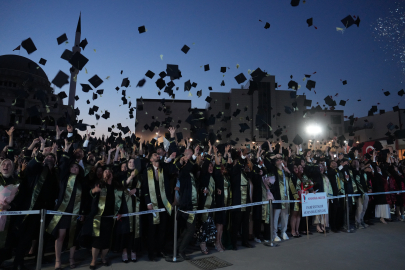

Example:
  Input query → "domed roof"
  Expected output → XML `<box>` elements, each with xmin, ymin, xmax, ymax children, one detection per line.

<box><xmin>0</xmin><ymin>54</ymin><xmax>48</xmax><ymax>81</ymax></box>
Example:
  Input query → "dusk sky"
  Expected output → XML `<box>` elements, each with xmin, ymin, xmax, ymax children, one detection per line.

<box><xmin>1</xmin><ymin>0</ymin><xmax>404</xmax><ymax>137</ymax></box>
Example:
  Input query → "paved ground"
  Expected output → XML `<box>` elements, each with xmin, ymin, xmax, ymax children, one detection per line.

<box><xmin>3</xmin><ymin>220</ymin><xmax>405</xmax><ymax>270</ymax></box>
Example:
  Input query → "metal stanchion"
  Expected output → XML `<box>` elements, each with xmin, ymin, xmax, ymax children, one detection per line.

<box><xmin>166</xmin><ymin>206</ymin><xmax>184</xmax><ymax>262</ymax></box>
<box><xmin>264</xmin><ymin>200</ymin><xmax>278</xmax><ymax>247</ymax></box>
<box><xmin>36</xmin><ymin>209</ymin><xmax>46</xmax><ymax>270</ymax></box>
<box><xmin>345</xmin><ymin>194</ymin><xmax>351</xmax><ymax>233</ymax></box>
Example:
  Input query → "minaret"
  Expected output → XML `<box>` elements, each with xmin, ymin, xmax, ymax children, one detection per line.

<box><xmin>68</xmin><ymin>13</ymin><xmax>81</xmax><ymax>109</ymax></box>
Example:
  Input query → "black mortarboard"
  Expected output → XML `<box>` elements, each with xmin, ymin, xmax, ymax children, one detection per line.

<box><xmin>57</xmin><ymin>91</ymin><xmax>68</xmax><ymax>99</ymax></box>
<box><xmin>204</xmin><ymin>64</ymin><xmax>210</xmax><ymax>71</ymax></box>
<box><xmin>393</xmin><ymin>106</ymin><xmax>399</xmax><ymax>112</ymax></box>
<box><xmin>39</xmin><ymin>58</ymin><xmax>47</xmax><ymax>65</ymax></box>
<box><xmin>398</xmin><ymin>89</ymin><xmax>405</xmax><ymax>97</ymax></box>
<box><xmin>293</xmin><ymin>134</ymin><xmax>303</xmax><ymax>145</ymax></box>
<box><xmin>264</xmin><ymin>22</ymin><xmax>270</xmax><ymax>29</ymax></box>
<box><xmin>196</xmin><ymin>90</ymin><xmax>202</xmax><ymax>97</ymax></box>
<box><xmin>250</xmin><ymin>68</ymin><xmax>266</xmax><ymax>82</ymax></box>
<box><xmin>136</xmin><ymin>78</ymin><xmax>146</xmax><ymax>87</ymax></box>
<box><xmin>121</xmin><ymin>78</ymin><xmax>130</xmax><ymax>88</ymax></box>
<box><xmin>339</xmin><ymin>100</ymin><xmax>346</xmax><ymax>106</ymax></box>
<box><xmin>76</xmin><ymin>123</ymin><xmax>88</xmax><ymax>132</ymax></box>
<box><xmin>61</xmin><ymin>49</ymin><xmax>73</xmax><ymax>61</ymax></box>
<box><xmin>324</xmin><ymin>96</ymin><xmax>336</xmax><ymax>107</ymax></box>
<box><xmin>184</xmin><ymin>80</ymin><xmax>191</xmax><ymax>91</ymax></box>
<box><xmin>69</xmin><ymin>52</ymin><xmax>89</xmax><ymax>71</ymax></box>
<box><xmin>156</xmin><ymin>78</ymin><xmax>165</xmax><ymax>90</ymax></box>
<box><xmin>274</xmin><ymin>129</ymin><xmax>282</xmax><ymax>137</ymax></box>
<box><xmin>101</xmin><ymin>111</ymin><xmax>110</xmax><ymax>119</ymax></box>
<box><xmin>79</xmin><ymin>38</ymin><xmax>88</xmax><ymax>50</ymax></box>
<box><xmin>281</xmin><ymin>135</ymin><xmax>288</xmax><ymax>143</ymax></box>
<box><xmin>221</xmin><ymin>80</ymin><xmax>225</xmax><ymax>86</ymax></box>
<box><xmin>291</xmin><ymin>0</ymin><xmax>300</xmax><ymax>6</ymax></box>
<box><xmin>92</xmin><ymin>105</ymin><xmax>99</xmax><ymax>112</ymax></box>
<box><xmin>235</xmin><ymin>73</ymin><xmax>247</xmax><ymax>84</ymax></box>
<box><xmin>373</xmin><ymin>141</ymin><xmax>383</xmax><ymax>151</ymax></box>
<box><xmin>380</xmin><ymin>110</ymin><xmax>385</xmax><ymax>114</ymax></box>
<box><xmin>92</xmin><ymin>93</ymin><xmax>98</xmax><ymax>100</ymax></box>
<box><xmin>341</xmin><ymin>15</ymin><xmax>355</xmax><ymax>28</ymax></box>
<box><xmin>81</xmin><ymin>83</ymin><xmax>92</xmax><ymax>92</ymax></box>
<box><xmin>354</xmin><ymin>17</ymin><xmax>361</xmax><ymax>27</ymax></box>
<box><xmin>233</xmin><ymin>109</ymin><xmax>241</xmax><ymax>117</ymax></box>
<box><xmin>57</xmin><ymin>33</ymin><xmax>68</xmax><ymax>45</ymax></box>
<box><xmin>96</xmin><ymin>89</ymin><xmax>104</xmax><ymax>95</ymax></box>
<box><xmin>306</xmin><ymin>18</ymin><xmax>313</xmax><ymax>27</ymax></box>
<box><xmin>145</xmin><ymin>70</ymin><xmax>155</xmax><ymax>79</ymax></box>
<box><xmin>306</xmin><ymin>80</ymin><xmax>316</xmax><ymax>90</ymax></box>
<box><xmin>122</xmin><ymin>126</ymin><xmax>130</xmax><ymax>134</ymax></box>
<box><xmin>304</xmin><ymin>99</ymin><xmax>312</xmax><ymax>107</ymax></box>
<box><xmin>138</xmin><ymin>25</ymin><xmax>146</xmax><ymax>33</ymax></box>
<box><xmin>52</xmin><ymin>71</ymin><xmax>69</xmax><ymax>88</ymax></box>
<box><xmin>220</xmin><ymin>67</ymin><xmax>227</xmax><ymax>73</ymax></box>
<box><xmin>88</xmin><ymin>75</ymin><xmax>103</xmax><ymax>88</ymax></box>
<box><xmin>21</xmin><ymin>38</ymin><xmax>37</xmax><ymax>54</ymax></box>
<box><xmin>384</xmin><ymin>91</ymin><xmax>390</xmax><ymax>96</ymax></box>
<box><xmin>181</xmin><ymin>45</ymin><xmax>190</xmax><ymax>54</ymax></box>
<box><xmin>288</xmin><ymin>80</ymin><xmax>298</xmax><ymax>90</ymax></box>
<box><xmin>205</xmin><ymin>96</ymin><xmax>212</xmax><ymax>103</ymax></box>
<box><xmin>158</xmin><ymin>71</ymin><xmax>166</xmax><ymax>79</ymax></box>
<box><xmin>239</xmin><ymin>123</ymin><xmax>250</xmax><ymax>132</ymax></box>
<box><xmin>191</xmin><ymin>82</ymin><xmax>197</xmax><ymax>88</ymax></box>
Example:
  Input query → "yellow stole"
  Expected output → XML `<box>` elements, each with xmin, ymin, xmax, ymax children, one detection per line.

<box><xmin>47</xmin><ymin>174</ymin><xmax>82</xmax><ymax>248</ymax></box>
<box><xmin>187</xmin><ymin>173</ymin><xmax>199</xmax><ymax>224</ymax></box>
<box><xmin>241</xmin><ymin>173</ymin><xmax>249</xmax><ymax>211</ymax></box>
<box><xmin>261</xmin><ymin>181</ymin><xmax>270</xmax><ymax>223</ymax></box>
<box><xmin>147</xmin><ymin>167</ymin><xmax>172</xmax><ymax>225</ymax></box>
<box><xmin>201</xmin><ymin>176</ymin><xmax>215</xmax><ymax>222</ymax></box>
<box><xmin>29</xmin><ymin>166</ymin><xmax>49</xmax><ymax>210</ymax></box>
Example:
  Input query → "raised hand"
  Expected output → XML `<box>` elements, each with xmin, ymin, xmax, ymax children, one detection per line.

<box><xmin>6</xmin><ymin>126</ymin><xmax>14</xmax><ymax>137</ymax></box>
<box><xmin>194</xmin><ymin>145</ymin><xmax>200</xmax><ymax>156</ymax></box>
<box><xmin>170</xmin><ymin>152</ymin><xmax>177</xmax><ymax>159</ymax></box>
<box><xmin>168</xmin><ymin>127</ymin><xmax>176</xmax><ymax>137</ymax></box>
<box><xmin>225</xmin><ymin>145</ymin><xmax>230</xmax><ymax>153</ymax></box>
<box><xmin>39</xmin><ymin>136</ymin><xmax>46</xmax><ymax>145</ymax></box>
<box><xmin>92</xmin><ymin>184</ymin><xmax>101</xmax><ymax>194</ymax></box>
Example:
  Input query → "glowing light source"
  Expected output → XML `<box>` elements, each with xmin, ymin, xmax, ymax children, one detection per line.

<box><xmin>306</xmin><ymin>125</ymin><xmax>322</xmax><ymax>135</ymax></box>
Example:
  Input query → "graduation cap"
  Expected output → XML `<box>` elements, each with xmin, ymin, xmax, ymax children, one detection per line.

<box><xmin>57</xmin><ymin>33</ymin><xmax>68</xmax><ymax>45</ymax></box>
<box><xmin>184</xmin><ymin>80</ymin><xmax>191</xmax><ymax>91</ymax></box>
<box><xmin>393</xmin><ymin>106</ymin><xmax>399</xmax><ymax>112</ymax></box>
<box><xmin>21</xmin><ymin>38</ymin><xmax>37</xmax><ymax>54</ymax></box>
<box><xmin>205</xmin><ymin>96</ymin><xmax>212</xmax><ymax>103</ymax></box>
<box><xmin>92</xmin><ymin>93</ymin><xmax>98</xmax><ymax>100</ymax></box>
<box><xmin>122</xmin><ymin>126</ymin><xmax>130</xmax><ymax>134</ymax></box>
<box><xmin>264</xmin><ymin>22</ymin><xmax>270</xmax><ymax>29</ymax></box>
<box><xmin>281</xmin><ymin>135</ymin><xmax>288</xmax><ymax>143</ymax></box>
<box><xmin>324</xmin><ymin>96</ymin><xmax>336</xmax><ymax>107</ymax></box>
<box><xmin>57</xmin><ymin>91</ymin><xmax>68</xmax><ymax>100</ymax></box>
<box><xmin>221</xmin><ymin>80</ymin><xmax>225</xmax><ymax>86</ymax></box>
<box><xmin>250</xmin><ymin>68</ymin><xmax>266</xmax><ymax>82</ymax></box>
<box><xmin>380</xmin><ymin>109</ymin><xmax>385</xmax><ymax>115</ymax></box>
<box><xmin>145</xmin><ymin>70</ymin><xmax>155</xmax><ymax>79</ymax></box>
<box><xmin>61</xmin><ymin>49</ymin><xmax>73</xmax><ymax>61</ymax></box>
<box><xmin>119</xmin><ymin>77</ymin><xmax>129</xmax><ymax>88</ymax></box>
<box><xmin>92</xmin><ymin>105</ymin><xmax>99</xmax><ymax>112</ymax></box>
<box><xmin>306</xmin><ymin>18</ymin><xmax>313</xmax><ymax>27</ymax></box>
<box><xmin>339</xmin><ymin>100</ymin><xmax>346</xmax><ymax>106</ymax></box>
<box><xmin>80</xmin><ymin>83</ymin><xmax>92</xmax><ymax>93</ymax></box>
<box><xmin>220</xmin><ymin>67</ymin><xmax>227</xmax><ymax>73</ymax></box>
<box><xmin>373</xmin><ymin>141</ymin><xmax>383</xmax><ymax>151</ymax></box>
<box><xmin>191</xmin><ymin>82</ymin><xmax>197</xmax><ymax>88</ymax></box>
<box><xmin>293</xmin><ymin>134</ymin><xmax>303</xmax><ymax>145</ymax></box>
<box><xmin>397</xmin><ymin>89</ymin><xmax>405</xmax><ymax>97</ymax></box>
<box><xmin>233</xmin><ymin>109</ymin><xmax>241</xmax><ymax>117</ymax></box>
<box><xmin>354</xmin><ymin>17</ymin><xmax>361</xmax><ymax>27</ymax></box>
<box><xmin>88</xmin><ymin>75</ymin><xmax>103</xmax><ymax>88</ymax></box>
<box><xmin>96</xmin><ymin>89</ymin><xmax>104</xmax><ymax>95</ymax></box>
<box><xmin>342</xmin><ymin>80</ymin><xmax>347</xmax><ymax>85</ymax></box>
<box><xmin>235</xmin><ymin>73</ymin><xmax>247</xmax><ymax>84</ymax></box>
<box><xmin>181</xmin><ymin>45</ymin><xmax>190</xmax><ymax>54</ymax></box>
<box><xmin>79</xmin><ymin>38</ymin><xmax>88</xmax><ymax>50</ymax></box>
<box><xmin>138</xmin><ymin>25</ymin><xmax>146</xmax><ymax>33</ymax></box>
<box><xmin>101</xmin><ymin>111</ymin><xmax>110</xmax><ymax>119</ymax></box>
<box><xmin>384</xmin><ymin>91</ymin><xmax>390</xmax><ymax>96</ymax></box>
<box><xmin>304</xmin><ymin>99</ymin><xmax>312</xmax><ymax>107</ymax></box>
<box><xmin>239</xmin><ymin>123</ymin><xmax>250</xmax><ymax>132</ymax></box>
<box><xmin>69</xmin><ymin>52</ymin><xmax>88</xmax><ymax>71</ymax></box>
<box><xmin>204</xmin><ymin>64</ymin><xmax>210</xmax><ymax>71</ymax></box>
<box><xmin>39</xmin><ymin>58</ymin><xmax>47</xmax><ymax>65</ymax></box>
<box><xmin>341</xmin><ymin>15</ymin><xmax>355</xmax><ymax>28</ymax></box>
<box><xmin>306</xmin><ymin>80</ymin><xmax>316</xmax><ymax>90</ymax></box>
<box><xmin>155</xmin><ymin>78</ymin><xmax>165</xmax><ymax>90</ymax></box>
<box><xmin>76</xmin><ymin>123</ymin><xmax>88</xmax><ymax>132</ymax></box>
<box><xmin>284</xmin><ymin>106</ymin><xmax>292</xmax><ymax>114</ymax></box>
<box><xmin>291</xmin><ymin>0</ymin><xmax>300</xmax><ymax>6</ymax></box>
<box><xmin>274</xmin><ymin>128</ymin><xmax>282</xmax><ymax>137</ymax></box>
<box><xmin>52</xmin><ymin>71</ymin><xmax>69</xmax><ymax>88</ymax></box>
<box><xmin>288</xmin><ymin>80</ymin><xmax>298</xmax><ymax>90</ymax></box>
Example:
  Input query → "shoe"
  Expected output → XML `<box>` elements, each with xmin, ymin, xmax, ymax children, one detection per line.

<box><xmin>316</xmin><ymin>227</ymin><xmax>324</xmax><ymax>233</ymax></box>
<box><xmin>291</xmin><ymin>233</ymin><xmax>300</xmax><ymax>238</ymax></box>
<box><xmin>282</xmin><ymin>232</ymin><xmax>289</xmax><ymax>240</ymax></box>
<box><xmin>355</xmin><ymin>222</ymin><xmax>360</xmax><ymax>229</ymax></box>
<box><xmin>242</xmin><ymin>242</ymin><xmax>254</xmax><ymax>248</ymax></box>
<box><xmin>89</xmin><ymin>265</ymin><xmax>96</xmax><ymax>270</ymax></box>
<box><xmin>69</xmin><ymin>257</ymin><xmax>77</xmax><ymax>269</ymax></box>
<box><xmin>254</xmin><ymin>237</ymin><xmax>261</xmax><ymax>243</ymax></box>
<box><xmin>101</xmin><ymin>260</ymin><xmax>110</xmax><ymax>266</ymax></box>
<box><xmin>131</xmin><ymin>252</ymin><xmax>137</xmax><ymax>262</ymax></box>
<box><xmin>148</xmin><ymin>255</ymin><xmax>157</xmax><ymax>262</ymax></box>
<box><xmin>122</xmin><ymin>254</ymin><xmax>129</xmax><ymax>263</ymax></box>
<box><xmin>273</xmin><ymin>236</ymin><xmax>281</xmax><ymax>242</ymax></box>
<box><xmin>179</xmin><ymin>253</ymin><xmax>191</xmax><ymax>260</ymax></box>
<box><xmin>215</xmin><ymin>244</ymin><xmax>224</xmax><ymax>252</ymax></box>
<box><xmin>263</xmin><ymin>240</ymin><xmax>269</xmax><ymax>243</ymax></box>
<box><xmin>365</xmin><ymin>220</ymin><xmax>374</xmax><ymax>225</ymax></box>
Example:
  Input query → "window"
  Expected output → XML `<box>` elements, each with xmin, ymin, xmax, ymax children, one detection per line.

<box><xmin>331</xmin><ymin>115</ymin><xmax>341</xmax><ymax>125</ymax></box>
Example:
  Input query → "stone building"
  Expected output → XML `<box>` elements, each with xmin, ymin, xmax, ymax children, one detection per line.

<box><xmin>0</xmin><ymin>54</ymin><xmax>72</xmax><ymax>130</ymax></box>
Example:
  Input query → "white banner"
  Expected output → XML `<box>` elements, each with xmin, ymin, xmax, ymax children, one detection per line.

<box><xmin>302</xmin><ymin>192</ymin><xmax>328</xmax><ymax>217</ymax></box>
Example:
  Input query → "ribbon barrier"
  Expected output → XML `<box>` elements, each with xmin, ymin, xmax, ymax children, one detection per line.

<box><xmin>179</xmin><ymin>201</ymin><xmax>270</xmax><ymax>215</ymax></box>
<box><xmin>0</xmin><ymin>210</ymin><xmax>40</xmax><ymax>215</ymax></box>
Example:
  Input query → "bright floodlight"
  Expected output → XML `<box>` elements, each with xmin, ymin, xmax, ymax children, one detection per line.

<box><xmin>306</xmin><ymin>125</ymin><xmax>322</xmax><ymax>135</ymax></box>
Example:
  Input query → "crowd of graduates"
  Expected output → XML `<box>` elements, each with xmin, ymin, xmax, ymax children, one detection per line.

<box><xmin>0</xmin><ymin>124</ymin><xmax>404</xmax><ymax>270</ymax></box>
